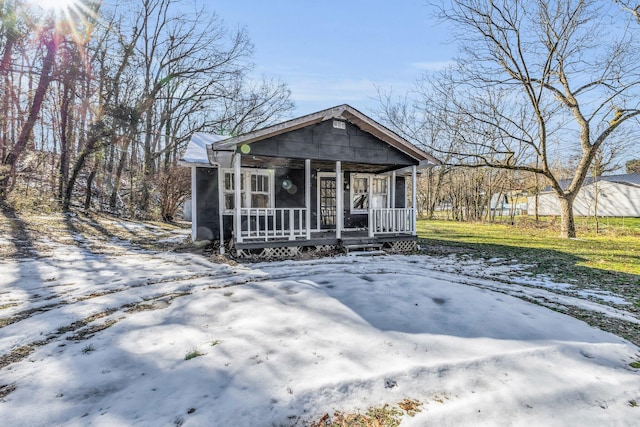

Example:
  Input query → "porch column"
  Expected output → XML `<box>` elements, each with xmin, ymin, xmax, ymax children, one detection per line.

<box><xmin>217</xmin><ymin>167</ymin><xmax>225</xmax><ymax>254</ymax></box>
<box><xmin>390</xmin><ymin>170</ymin><xmax>396</xmax><ymax>209</ymax></box>
<box><xmin>190</xmin><ymin>166</ymin><xmax>197</xmax><ymax>242</ymax></box>
<box><xmin>411</xmin><ymin>165</ymin><xmax>417</xmax><ymax>236</ymax></box>
<box><xmin>233</xmin><ymin>153</ymin><xmax>242</xmax><ymax>243</ymax></box>
<box><xmin>335</xmin><ymin>161</ymin><xmax>342</xmax><ymax>239</ymax></box>
<box><xmin>305</xmin><ymin>159</ymin><xmax>311</xmax><ymax>240</ymax></box>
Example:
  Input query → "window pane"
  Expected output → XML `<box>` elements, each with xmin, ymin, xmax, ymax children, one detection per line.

<box><xmin>224</xmin><ymin>173</ymin><xmax>233</xmax><ymax>191</ymax></box>
<box><xmin>353</xmin><ymin>194</ymin><xmax>368</xmax><ymax>210</ymax></box>
<box><xmin>224</xmin><ymin>194</ymin><xmax>234</xmax><ymax>210</ymax></box>
<box><xmin>354</xmin><ymin>177</ymin><xmax>368</xmax><ymax>193</ymax></box>
<box><xmin>371</xmin><ymin>194</ymin><xmax>387</xmax><ymax>209</ymax></box>
<box><xmin>373</xmin><ymin>178</ymin><xmax>387</xmax><ymax>194</ymax></box>
<box><xmin>251</xmin><ymin>174</ymin><xmax>269</xmax><ymax>192</ymax></box>
<box><xmin>251</xmin><ymin>194</ymin><xmax>269</xmax><ymax>208</ymax></box>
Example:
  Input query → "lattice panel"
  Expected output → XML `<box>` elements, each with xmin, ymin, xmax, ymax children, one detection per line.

<box><xmin>387</xmin><ymin>240</ymin><xmax>417</xmax><ymax>253</ymax></box>
<box><xmin>260</xmin><ymin>246</ymin><xmax>301</xmax><ymax>259</ymax></box>
<box><xmin>311</xmin><ymin>245</ymin><xmax>339</xmax><ymax>254</ymax></box>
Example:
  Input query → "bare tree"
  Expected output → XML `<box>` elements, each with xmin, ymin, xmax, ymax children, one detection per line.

<box><xmin>419</xmin><ymin>0</ymin><xmax>640</xmax><ymax>237</ymax></box>
<box><xmin>615</xmin><ymin>0</ymin><xmax>640</xmax><ymax>22</ymax></box>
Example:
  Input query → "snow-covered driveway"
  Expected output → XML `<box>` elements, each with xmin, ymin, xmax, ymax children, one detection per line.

<box><xmin>0</xmin><ymin>240</ymin><xmax>638</xmax><ymax>426</ymax></box>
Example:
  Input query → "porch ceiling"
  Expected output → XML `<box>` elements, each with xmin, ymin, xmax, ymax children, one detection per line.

<box><xmin>241</xmin><ymin>155</ymin><xmax>409</xmax><ymax>174</ymax></box>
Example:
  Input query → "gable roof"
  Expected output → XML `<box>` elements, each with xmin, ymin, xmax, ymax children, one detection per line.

<box><xmin>211</xmin><ymin>104</ymin><xmax>439</xmax><ymax>165</ymax></box>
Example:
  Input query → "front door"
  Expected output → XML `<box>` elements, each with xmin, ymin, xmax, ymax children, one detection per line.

<box><xmin>318</xmin><ymin>175</ymin><xmax>337</xmax><ymax>229</ymax></box>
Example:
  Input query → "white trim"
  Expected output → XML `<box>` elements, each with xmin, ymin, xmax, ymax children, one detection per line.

<box><xmin>336</xmin><ymin>161</ymin><xmax>342</xmax><ymax>239</ymax></box>
<box><xmin>222</xmin><ymin>168</ymin><xmax>275</xmax><ymax>214</ymax></box>
<box><xmin>391</xmin><ymin>171</ymin><xmax>396</xmax><ymax>209</ymax></box>
<box><xmin>190</xmin><ymin>166</ymin><xmax>197</xmax><ymax>242</ymax></box>
<box><xmin>349</xmin><ymin>173</ymin><xmax>390</xmax><ymax>214</ymax></box>
<box><xmin>305</xmin><ymin>159</ymin><xmax>311</xmax><ymax>240</ymax></box>
<box><xmin>411</xmin><ymin>165</ymin><xmax>417</xmax><ymax>236</ymax></box>
<box><xmin>217</xmin><ymin>167</ymin><xmax>225</xmax><ymax>255</ymax></box>
<box><xmin>317</xmin><ymin>171</ymin><xmax>339</xmax><ymax>230</ymax></box>
<box><xmin>233</xmin><ymin>154</ymin><xmax>242</xmax><ymax>243</ymax></box>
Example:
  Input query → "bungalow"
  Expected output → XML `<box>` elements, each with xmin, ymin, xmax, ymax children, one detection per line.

<box><xmin>179</xmin><ymin>105</ymin><xmax>438</xmax><ymax>257</ymax></box>
<box><xmin>528</xmin><ymin>173</ymin><xmax>640</xmax><ymax>217</ymax></box>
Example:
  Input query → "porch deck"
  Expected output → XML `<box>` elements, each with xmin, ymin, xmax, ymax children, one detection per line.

<box><xmin>234</xmin><ymin>229</ymin><xmax>416</xmax><ymax>250</ymax></box>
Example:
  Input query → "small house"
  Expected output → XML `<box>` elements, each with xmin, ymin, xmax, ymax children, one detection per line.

<box><xmin>179</xmin><ymin>105</ymin><xmax>438</xmax><ymax>256</ymax></box>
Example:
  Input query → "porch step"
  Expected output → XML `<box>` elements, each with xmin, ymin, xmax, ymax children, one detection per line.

<box><xmin>340</xmin><ymin>239</ymin><xmax>383</xmax><ymax>255</ymax></box>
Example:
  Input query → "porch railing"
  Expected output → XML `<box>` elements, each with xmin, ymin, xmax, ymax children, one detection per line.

<box><xmin>237</xmin><ymin>208</ymin><xmax>309</xmax><ymax>242</ymax></box>
<box><xmin>368</xmin><ymin>208</ymin><xmax>416</xmax><ymax>237</ymax></box>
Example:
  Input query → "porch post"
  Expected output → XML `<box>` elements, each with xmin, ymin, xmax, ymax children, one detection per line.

<box><xmin>390</xmin><ymin>171</ymin><xmax>396</xmax><ymax>209</ymax></box>
<box><xmin>411</xmin><ymin>165</ymin><xmax>417</xmax><ymax>236</ymax></box>
<box><xmin>217</xmin><ymin>167</ymin><xmax>225</xmax><ymax>254</ymax></box>
<box><xmin>305</xmin><ymin>159</ymin><xmax>311</xmax><ymax>240</ymax></box>
<box><xmin>190</xmin><ymin>166</ymin><xmax>197</xmax><ymax>242</ymax></box>
<box><xmin>234</xmin><ymin>153</ymin><xmax>243</xmax><ymax>243</ymax></box>
<box><xmin>335</xmin><ymin>161</ymin><xmax>342</xmax><ymax>239</ymax></box>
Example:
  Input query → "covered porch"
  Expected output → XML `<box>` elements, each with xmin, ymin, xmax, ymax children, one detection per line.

<box><xmin>226</xmin><ymin>152</ymin><xmax>418</xmax><ymax>253</ymax></box>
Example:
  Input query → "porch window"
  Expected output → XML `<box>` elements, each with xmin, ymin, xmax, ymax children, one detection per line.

<box><xmin>371</xmin><ymin>177</ymin><xmax>388</xmax><ymax>209</ymax></box>
<box><xmin>352</xmin><ymin>177</ymin><xmax>369</xmax><ymax>211</ymax></box>
<box><xmin>223</xmin><ymin>169</ymin><xmax>273</xmax><ymax>213</ymax></box>
<box><xmin>350</xmin><ymin>174</ymin><xmax>389</xmax><ymax>213</ymax></box>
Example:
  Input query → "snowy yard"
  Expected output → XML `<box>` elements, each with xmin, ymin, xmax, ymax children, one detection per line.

<box><xmin>0</xmin><ymin>218</ymin><xmax>639</xmax><ymax>426</ymax></box>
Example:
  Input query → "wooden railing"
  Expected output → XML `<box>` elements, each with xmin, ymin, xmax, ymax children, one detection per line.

<box><xmin>368</xmin><ymin>208</ymin><xmax>416</xmax><ymax>237</ymax></box>
<box><xmin>237</xmin><ymin>208</ymin><xmax>309</xmax><ymax>242</ymax></box>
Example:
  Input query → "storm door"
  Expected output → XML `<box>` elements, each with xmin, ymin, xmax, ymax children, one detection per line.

<box><xmin>318</xmin><ymin>176</ymin><xmax>337</xmax><ymax>229</ymax></box>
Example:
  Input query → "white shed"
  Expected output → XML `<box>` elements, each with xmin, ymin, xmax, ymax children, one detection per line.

<box><xmin>528</xmin><ymin>174</ymin><xmax>640</xmax><ymax>217</ymax></box>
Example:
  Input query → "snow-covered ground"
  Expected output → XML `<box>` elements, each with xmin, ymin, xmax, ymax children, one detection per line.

<box><xmin>0</xmin><ymin>228</ymin><xmax>639</xmax><ymax>426</ymax></box>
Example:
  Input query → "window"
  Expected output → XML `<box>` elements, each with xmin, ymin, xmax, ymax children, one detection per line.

<box><xmin>350</xmin><ymin>174</ymin><xmax>389</xmax><ymax>213</ymax></box>
<box><xmin>223</xmin><ymin>169</ymin><xmax>273</xmax><ymax>213</ymax></box>
<box><xmin>352</xmin><ymin>176</ymin><xmax>369</xmax><ymax>211</ymax></box>
<box><xmin>371</xmin><ymin>177</ymin><xmax>388</xmax><ymax>209</ymax></box>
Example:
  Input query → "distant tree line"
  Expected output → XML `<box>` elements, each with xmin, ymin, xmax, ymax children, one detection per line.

<box><xmin>0</xmin><ymin>0</ymin><xmax>293</xmax><ymax>220</ymax></box>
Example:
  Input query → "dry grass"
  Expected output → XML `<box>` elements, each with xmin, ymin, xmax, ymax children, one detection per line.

<box><xmin>310</xmin><ymin>400</ymin><xmax>422</xmax><ymax>427</ymax></box>
<box><xmin>0</xmin><ymin>204</ymin><xmax>191</xmax><ymax>259</ymax></box>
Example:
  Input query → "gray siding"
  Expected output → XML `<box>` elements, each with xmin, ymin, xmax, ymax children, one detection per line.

<box><xmin>246</xmin><ymin>120</ymin><xmax>417</xmax><ymax>166</ymax></box>
<box><xmin>195</xmin><ymin>167</ymin><xmax>219</xmax><ymax>241</ymax></box>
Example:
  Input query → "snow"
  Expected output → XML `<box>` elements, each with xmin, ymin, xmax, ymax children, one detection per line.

<box><xmin>179</xmin><ymin>132</ymin><xmax>227</xmax><ymax>164</ymax></box>
<box><xmin>0</xmin><ymin>240</ymin><xmax>639</xmax><ymax>426</ymax></box>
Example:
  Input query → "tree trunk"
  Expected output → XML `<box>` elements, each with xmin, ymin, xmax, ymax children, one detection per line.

<box><xmin>0</xmin><ymin>35</ymin><xmax>57</xmax><ymax>200</ymax></box>
<box><xmin>84</xmin><ymin>169</ymin><xmax>96</xmax><ymax>210</ymax></box>
<box><xmin>558</xmin><ymin>196</ymin><xmax>576</xmax><ymax>238</ymax></box>
<box><xmin>109</xmin><ymin>138</ymin><xmax>131</xmax><ymax>210</ymax></box>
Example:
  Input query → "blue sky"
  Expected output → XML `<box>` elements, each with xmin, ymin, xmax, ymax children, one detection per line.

<box><xmin>209</xmin><ymin>0</ymin><xmax>455</xmax><ymax>116</ymax></box>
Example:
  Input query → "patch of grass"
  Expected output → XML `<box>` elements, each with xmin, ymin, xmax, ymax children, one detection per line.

<box><xmin>630</xmin><ymin>360</ymin><xmax>640</xmax><ymax>369</ymax></box>
<box><xmin>184</xmin><ymin>348</ymin><xmax>204</xmax><ymax>361</ymax></box>
<box><xmin>82</xmin><ymin>344</ymin><xmax>95</xmax><ymax>354</ymax></box>
<box><xmin>417</xmin><ymin>219</ymin><xmax>640</xmax><ymax>295</ymax></box>
<box><xmin>629</xmin><ymin>400</ymin><xmax>638</xmax><ymax>407</ymax></box>
<box><xmin>0</xmin><ymin>303</ymin><xmax>18</xmax><ymax>310</ymax></box>
<box><xmin>210</xmin><ymin>339</ymin><xmax>221</xmax><ymax>347</ymax></box>
<box><xmin>0</xmin><ymin>383</ymin><xmax>17</xmax><ymax>399</ymax></box>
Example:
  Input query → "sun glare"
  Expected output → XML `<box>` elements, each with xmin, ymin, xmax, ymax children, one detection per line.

<box><xmin>35</xmin><ymin>0</ymin><xmax>79</xmax><ymax>13</ymax></box>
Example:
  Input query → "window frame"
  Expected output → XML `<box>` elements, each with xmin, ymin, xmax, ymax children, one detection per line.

<box><xmin>222</xmin><ymin>169</ymin><xmax>274</xmax><ymax>214</ymax></box>
<box><xmin>349</xmin><ymin>173</ymin><xmax>389</xmax><ymax>214</ymax></box>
